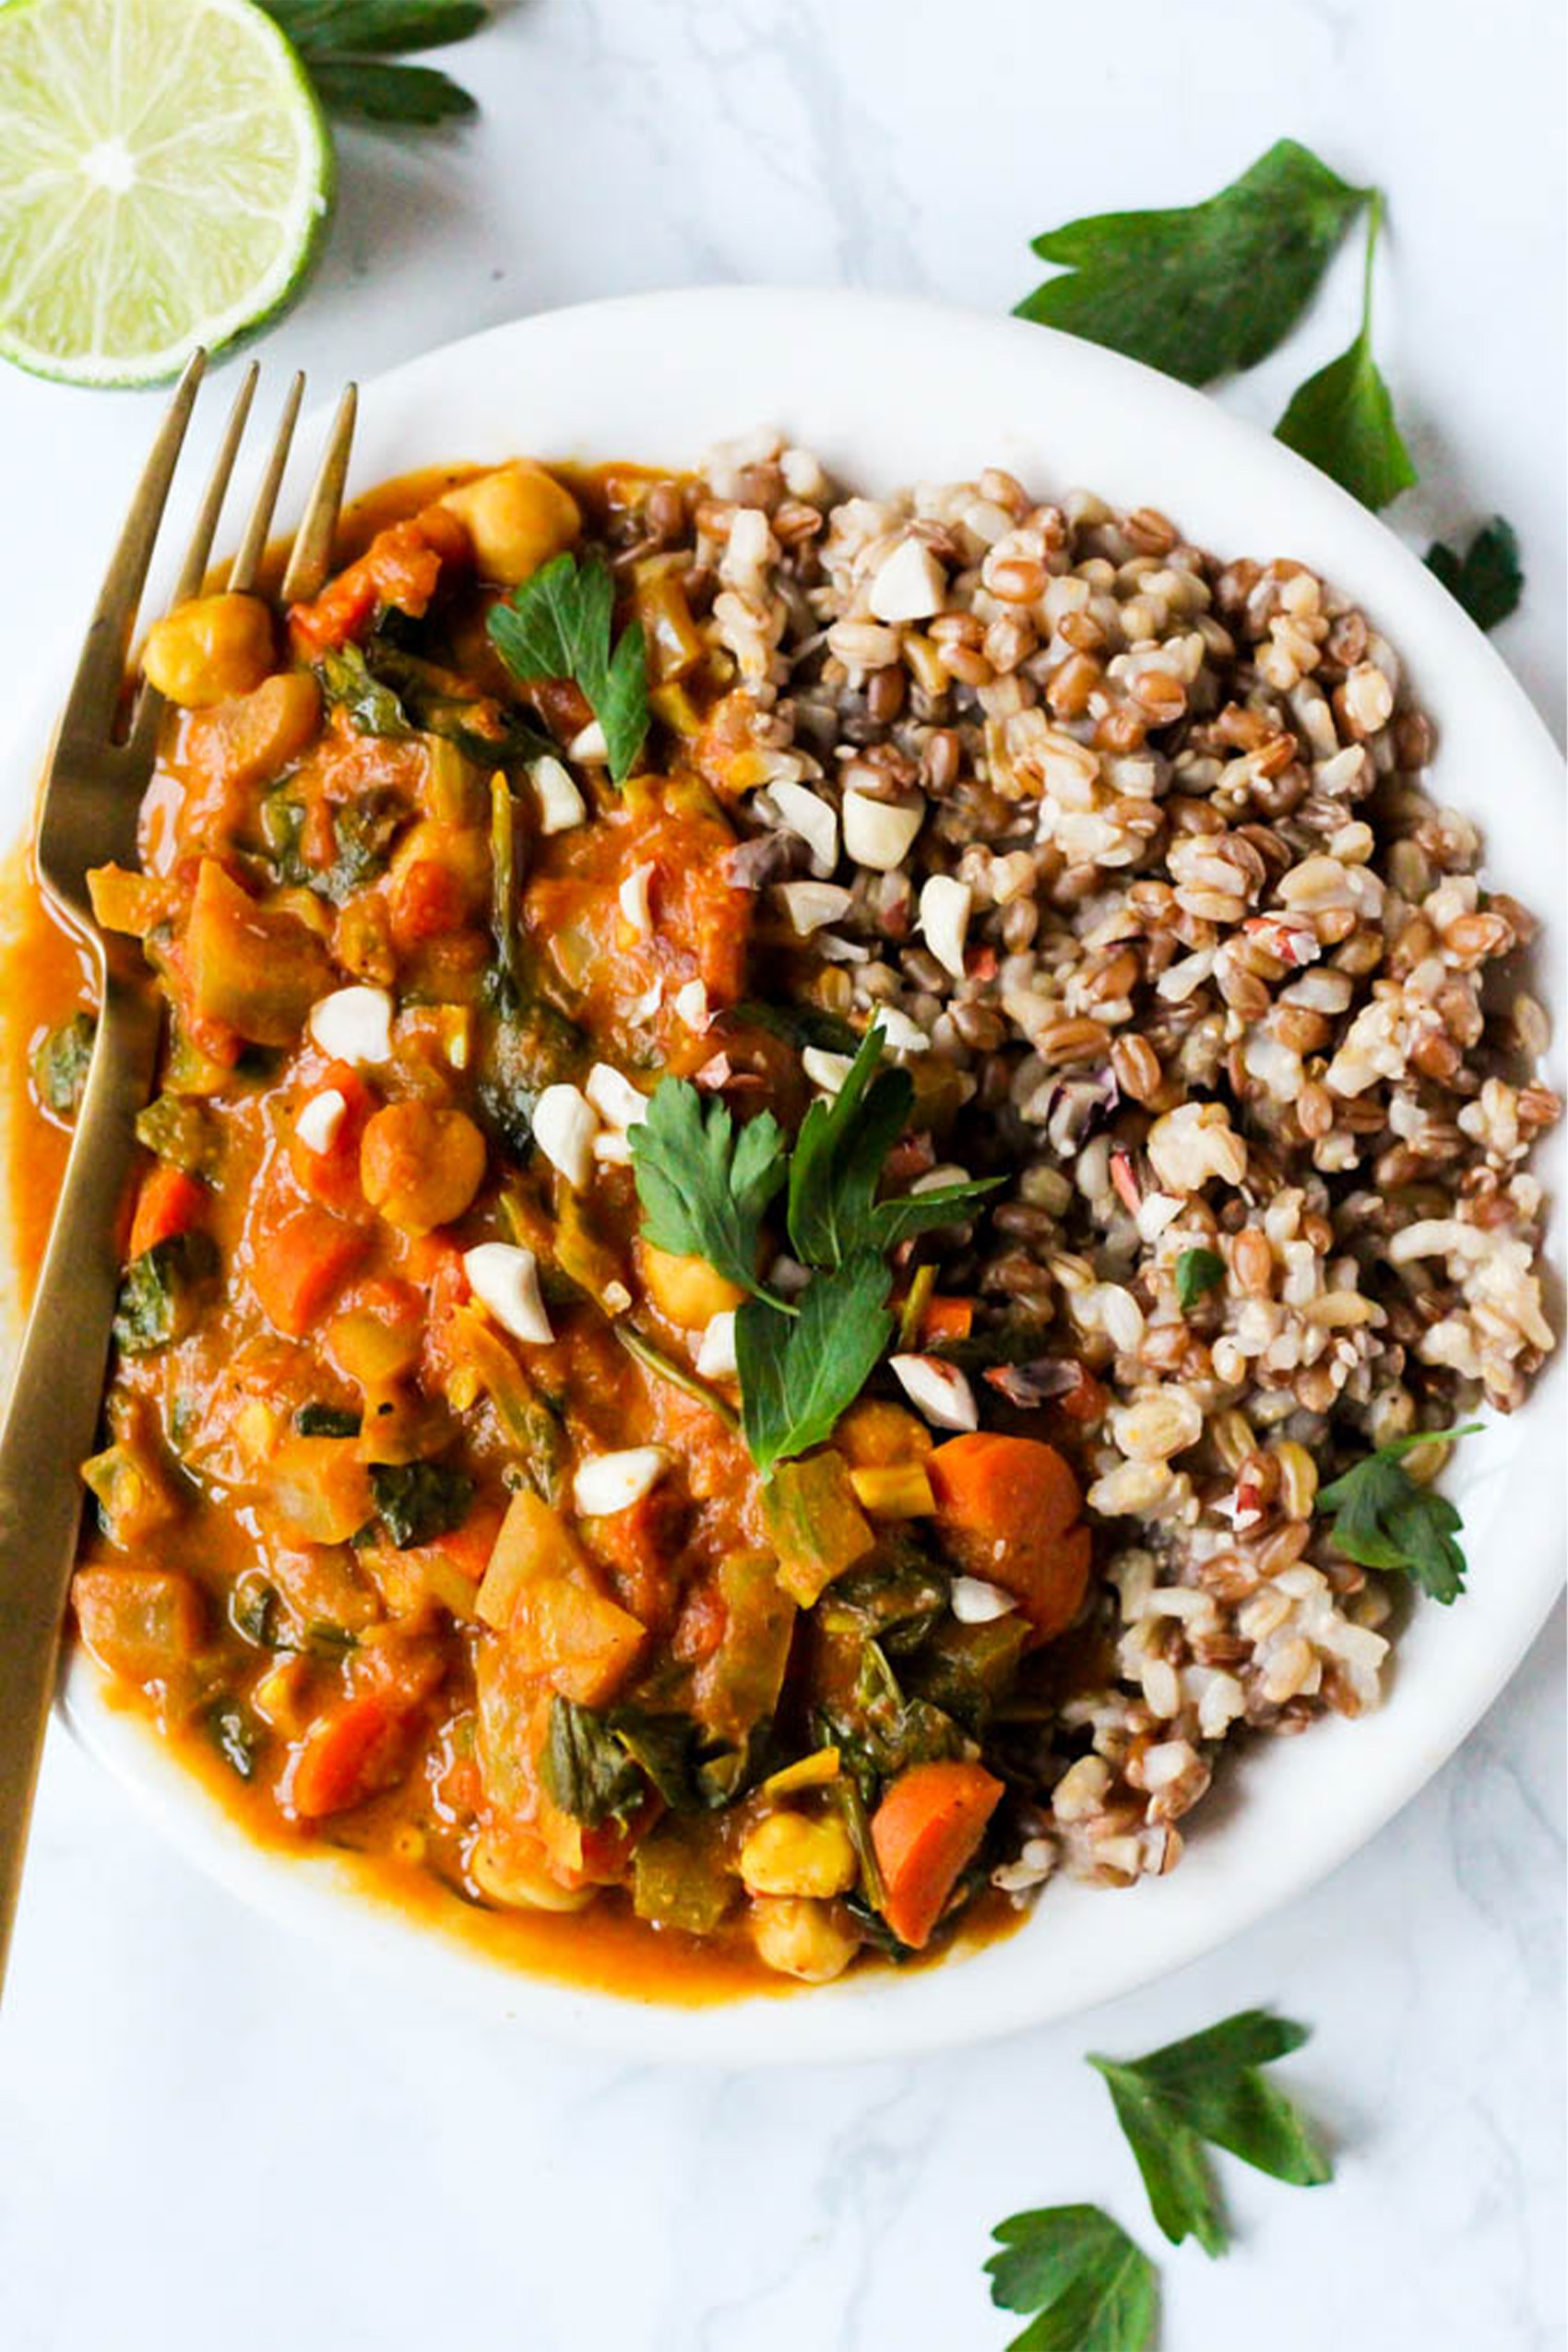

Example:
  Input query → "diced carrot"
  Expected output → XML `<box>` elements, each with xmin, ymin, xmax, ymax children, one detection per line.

<box><xmin>870</xmin><ymin>1760</ymin><xmax>1004</xmax><ymax>1950</ymax></box>
<box><xmin>288</xmin><ymin>1693</ymin><xmax>399</xmax><ymax>1819</ymax></box>
<box><xmin>73</xmin><ymin>1566</ymin><xmax>206</xmax><ymax>1686</ymax></box>
<box><xmin>128</xmin><ymin>1163</ymin><xmax>206</xmax><ymax>1260</ymax></box>
<box><xmin>926</xmin><ymin>1431</ymin><xmax>1093</xmax><ymax>1643</ymax></box>
<box><xmin>288</xmin><ymin>1063</ymin><xmax>377</xmax><ymax>1216</ymax></box>
<box><xmin>252</xmin><ymin>1204</ymin><xmax>368</xmax><ymax>1337</ymax></box>
<box><xmin>919</xmin><ymin>1294</ymin><xmax>974</xmax><ymax>1346</ymax></box>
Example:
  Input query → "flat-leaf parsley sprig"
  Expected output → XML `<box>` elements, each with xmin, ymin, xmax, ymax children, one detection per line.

<box><xmin>629</xmin><ymin>1024</ymin><xmax>1000</xmax><ymax>1477</ymax></box>
<box><xmin>261</xmin><ymin>0</ymin><xmax>486</xmax><ymax>124</ymax></box>
<box><xmin>986</xmin><ymin>2204</ymin><xmax>1158</xmax><ymax>2352</ymax></box>
<box><xmin>1275</xmin><ymin>188</ymin><xmax>1417</xmax><ymax>514</ymax></box>
<box><xmin>1425</xmin><ymin>517</ymin><xmax>1525</xmax><ymax>633</ymax></box>
<box><xmin>487</xmin><ymin>550</ymin><xmax>650</xmax><ymax>784</ymax></box>
<box><xmin>1315</xmin><ymin>1423</ymin><xmax>1479</xmax><ymax>1603</ymax></box>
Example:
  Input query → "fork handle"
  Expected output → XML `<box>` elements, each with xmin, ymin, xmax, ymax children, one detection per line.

<box><xmin>0</xmin><ymin>970</ymin><xmax>162</xmax><ymax>1988</ymax></box>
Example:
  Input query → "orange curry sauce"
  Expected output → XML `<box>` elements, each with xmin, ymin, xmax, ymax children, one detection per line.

<box><xmin>1</xmin><ymin>465</ymin><xmax>1034</xmax><ymax>2002</ymax></box>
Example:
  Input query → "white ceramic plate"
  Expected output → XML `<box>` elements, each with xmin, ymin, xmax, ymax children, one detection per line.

<box><xmin>4</xmin><ymin>289</ymin><xmax>1562</xmax><ymax>2063</ymax></box>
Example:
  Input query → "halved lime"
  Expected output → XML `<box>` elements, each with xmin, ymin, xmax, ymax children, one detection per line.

<box><xmin>0</xmin><ymin>0</ymin><xmax>334</xmax><ymax>387</ymax></box>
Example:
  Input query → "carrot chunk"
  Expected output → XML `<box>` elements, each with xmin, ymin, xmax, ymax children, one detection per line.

<box><xmin>870</xmin><ymin>1760</ymin><xmax>1004</xmax><ymax>1950</ymax></box>
<box><xmin>288</xmin><ymin>1693</ymin><xmax>398</xmax><ymax>1819</ymax></box>
<box><xmin>128</xmin><ymin>1163</ymin><xmax>207</xmax><ymax>1260</ymax></box>
<box><xmin>926</xmin><ymin>1431</ymin><xmax>1093</xmax><ymax>1642</ymax></box>
<box><xmin>252</xmin><ymin>1205</ymin><xmax>368</xmax><ymax>1337</ymax></box>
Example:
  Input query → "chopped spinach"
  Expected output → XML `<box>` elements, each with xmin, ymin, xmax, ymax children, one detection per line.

<box><xmin>541</xmin><ymin>1695</ymin><xmax>647</xmax><ymax>1828</ymax></box>
<box><xmin>315</xmin><ymin>643</ymin><xmax>415</xmax><ymax>738</ymax></box>
<box><xmin>369</xmin><ymin>1461</ymin><xmax>475</xmax><ymax>1550</ymax></box>
<box><xmin>208</xmin><ymin>1701</ymin><xmax>266</xmax><ymax>1781</ymax></box>
<box><xmin>816</xmin><ymin>1638</ymin><xmax>964</xmax><ymax>1800</ymax></box>
<box><xmin>295</xmin><ymin>1403</ymin><xmax>363</xmax><ymax>1438</ymax></box>
<box><xmin>474</xmin><ymin>998</ymin><xmax>585</xmax><ymax>1157</ymax></box>
<box><xmin>905</xmin><ymin>1614</ymin><xmax>1031</xmax><ymax>1737</ymax></box>
<box><xmin>816</xmin><ymin>1550</ymin><xmax>950</xmax><ymax>1657</ymax></box>
<box><xmin>231</xmin><ymin>1582</ymin><xmax>279</xmax><ymax>1647</ymax></box>
<box><xmin>32</xmin><ymin>1012</ymin><xmax>95</xmax><ymax>1117</ymax></box>
<box><xmin>608</xmin><ymin>1707</ymin><xmax>704</xmax><ymax>1812</ymax></box>
<box><xmin>113</xmin><ymin>1232</ymin><xmax>219</xmax><ymax>1356</ymax></box>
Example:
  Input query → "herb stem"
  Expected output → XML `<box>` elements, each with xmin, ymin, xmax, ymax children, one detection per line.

<box><xmin>1359</xmin><ymin>185</ymin><xmax>1384</xmax><ymax>337</ymax></box>
<box><xmin>614</xmin><ymin>1323</ymin><xmax>740</xmax><ymax>1431</ymax></box>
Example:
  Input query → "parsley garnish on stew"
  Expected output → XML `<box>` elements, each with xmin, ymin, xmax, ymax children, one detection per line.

<box><xmin>1089</xmin><ymin>2009</ymin><xmax>1331</xmax><ymax>2257</ymax></box>
<box><xmin>630</xmin><ymin>1026</ymin><xmax>998</xmax><ymax>1476</ymax></box>
<box><xmin>985</xmin><ymin>2204</ymin><xmax>1158</xmax><ymax>2352</ymax></box>
<box><xmin>1315</xmin><ymin>1424</ymin><xmax>1479</xmax><ymax>1602</ymax></box>
<box><xmin>487</xmin><ymin>549</ymin><xmax>650</xmax><ymax>784</ymax></box>
<box><xmin>1016</xmin><ymin>139</ymin><xmax>1368</xmax><ymax>387</ymax></box>
<box><xmin>1425</xmin><ymin>516</ymin><xmax>1525</xmax><ymax>633</ymax></box>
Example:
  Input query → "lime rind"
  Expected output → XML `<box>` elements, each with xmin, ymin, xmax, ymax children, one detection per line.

<box><xmin>0</xmin><ymin>0</ymin><xmax>335</xmax><ymax>388</ymax></box>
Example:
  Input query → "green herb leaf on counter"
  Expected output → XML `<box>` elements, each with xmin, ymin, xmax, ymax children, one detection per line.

<box><xmin>1425</xmin><ymin>516</ymin><xmax>1524</xmax><ymax>632</ymax></box>
<box><xmin>787</xmin><ymin>1025</ymin><xmax>1001</xmax><ymax>1269</ymax></box>
<box><xmin>487</xmin><ymin>550</ymin><xmax>649</xmax><ymax>783</ymax></box>
<box><xmin>629</xmin><ymin>1080</ymin><xmax>789</xmax><ymax>1304</ymax></box>
<box><xmin>1174</xmin><ymin>1247</ymin><xmax>1225</xmax><ymax>1313</ymax></box>
<box><xmin>259</xmin><ymin>0</ymin><xmax>484</xmax><ymax>125</ymax></box>
<box><xmin>736</xmin><ymin>1251</ymin><xmax>895</xmax><ymax>1479</ymax></box>
<box><xmin>1088</xmin><ymin>2009</ymin><xmax>1332</xmax><ymax>2257</ymax></box>
<box><xmin>1275</xmin><ymin>192</ymin><xmax>1417</xmax><ymax>509</ymax></box>
<box><xmin>985</xmin><ymin>2204</ymin><xmax>1158</xmax><ymax>2352</ymax></box>
<box><xmin>32</xmin><ymin>1011</ymin><xmax>95</xmax><ymax>1118</ymax></box>
<box><xmin>1016</xmin><ymin>139</ymin><xmax>1369</xmax><ymax>386</ymax></box>
<box><xmin>1315</xmin><ymin>1423</ymin><xmax>1479</xmax><ymax>1602</ymax></box>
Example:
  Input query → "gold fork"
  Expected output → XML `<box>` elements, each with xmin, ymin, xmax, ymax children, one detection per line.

<box><xmin>0</xmin><ymin>358</ymin><xmax>358</xmax><ymax>1992</ymax></box>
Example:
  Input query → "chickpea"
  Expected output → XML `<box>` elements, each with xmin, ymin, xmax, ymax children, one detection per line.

<box><xmin>636</xmin><ymin>1238</ymin><xmax>746</xmax><ymax>1330</ymax></box>
<box><xmin>749</xmin><ymin>1895</ymin><xmax>859</xmax><ymax>1984</ymax></box>
<box><xmin>142</xmin><ymin>591</ymin><xmax>275</xmax><ymax>708</ymax></box>
<box><xmin>439</xmin><ymin>461</ymin><xmax>581</xmax><ymax>587</ymax></box>
<box><xmin>740</xmin><ymin>1810</ymin><xmax>858</xmax><ymax>1900</ymax></box>
<box><xmin>469</xmin><ymin>1830</ymin><xmax>594</xmax><ymax>1914</ymax></box>
<box><xmin>360</xmin><ymin>1100</ymin><xmax>487</xmax><ymax>1235</ymax></box>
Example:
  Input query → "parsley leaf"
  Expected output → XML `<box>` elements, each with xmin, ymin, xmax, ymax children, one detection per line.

<box><xmin>1016</xmin><ymin>139</ymin><xmax>1368</xmax><ymax>387</ymax></box>
<box><xmin>1315</xmin><ymin>1423</ymin><xmax>1479</xmax><ymax>1602</ymax></box>
<box><xmin>736</xmin><ymin>1252</ymin><xmax>895</xmax><ymax>1479</ymax></box>
<box><xmin>629</xmin><ymin>1079</ymin><xmax>789</xmax><ymax>1305</ymax></box>
<box><xmin>1426</xmin><ymin>517</ymin><xmax>1524</xmax><ymax>633</ymax></box>
<box><xmin>788</xmin><ymin>1025</ymin><xmax>1002</xmax><ymax>1268</ymax></box>
<box><xmin>259</xmin><ymin>0</ymin><xmax>482</xmax><ymax>122</ymax></box>
<box><xmin>1275</xmin><ymin>191</ymin><xmax>1417</xmax><ymax>510</ymax></box>
<box><xmin>1089</xmin><ymin>2009</ymin><xmax>1331</xmax><ymax>2258</ymax></box>
<box><xmin>986</xmin><ymin>2204</ymin><xmax>1158</xmax><ymax>2352</ymax></box>
<box><xmin>487</xmin><ymin>551</ymin><xmax>649</xmax><ymax>784</ymax></box>
<box><xmin>1174</xmin><ymin>1247</ymin><xmax>1224</xmax><ymax>1313</ymax></box>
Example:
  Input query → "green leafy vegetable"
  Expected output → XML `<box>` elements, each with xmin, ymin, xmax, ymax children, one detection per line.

<box><xmin>1425</xmin><ymin>517</ymin><xmax>1524</xmax><ymax>633</ymax></box>
<box><xmin>33</xmin><ymin>1012</ymin><xmax>95</xmax><ymax>1117</ymax></box>
<box><xmin>1175</xmin><ymin>1247</ymin><xmax>1225</xmax><ymax>1313</ymax></box>
<box><xmin>258</xmin><ymin>0</ymin><xmax>482</xmax><ymax>125</ymax></box>
<box><xmin>1088</xmin><ymin>2009</ymin><xmax>1331</xmax><ymax>2257</ymax></box>
<box><xmin>1016</xmin><ymin>139</ymin><xmax>1368</xmax><ymax>386</ymax></box>
<box><xmin>986</xmin><ymin>2204</ymin><xmax>1158</xmax><ymax>2352</ymax></box>
<box><xmin>295</xmin><ymin>1403</ymin><xmax>363</xmax><ymax>1438</ymax></box>
<box><xmin>787</xmin><ymin>1026</ymin><xmax>1000</xmax><ymax>1268</ymax></box>
<box><xmin>815</xmin><ymin>1636</ymin><xmax>962</xmax><ymax>1801</ymax></box>
<box><xmin>1315</xmin><ymin>1423</ymin><xmax>1478</xmax><ymax>1602</ymax></box>
<box><xmin>207</xmin><ymin>1702</ymin><xmax>267</xmax><ymax>1782</ymax></box>
<box><xmin>113</xmin><ymin>1233</ymin><xmax>219</xmax><ymax>1356</ymax></box>
<box><xmin>315</xmin><ymin>644</ymin><xmax>414</xmax><ymax>737</ymax></box>
<box><xmin>487</xmin><ymin>551</ymin><xmax>649</xmax><ymax>784</ymax></box>
<box><xmin>613</xmin><ymin>1323</ymin><xmax>740</xmax><ymax>1433</ymax></box>
<box><xmin>1275</xmin><ymin>192</ymin><xmax>1417</xmax><ymax>509</ymax></box>
<box><xmin>606</xmin><ymin>1708</ymin><xmax>704</xmax><ymax>1812</ymax></box>
<box><xmin>364</xmin><ymin>638</ymin><xmax>554</xmax><ymax>766</ymax></box>
<box><xmin>540</xmin><ymin>1696</ymin><xmax>646</xmax><ymax>1828</ymax></box>
<box><xmin>369</xmin><ymin>1460</ymin><xmax>475</xmax><ymax>1550</ymax></box>
<box><xmin>630</xmin><ymin>1079</ymin><xmax>789</xmax><ymax>1303</ymax></box>
<box><xmin>736</xmin><ymin>1252</ymin><xmax>895</xmax><ymax>1479</ymax></box>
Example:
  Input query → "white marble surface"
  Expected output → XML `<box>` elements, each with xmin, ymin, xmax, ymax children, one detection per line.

<box><xmin>1</xmin><ymin>2</ymin><xmax>1563</xmax><ymax>2346</ymax></box>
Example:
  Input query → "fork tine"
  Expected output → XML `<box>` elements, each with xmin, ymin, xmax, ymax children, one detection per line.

<box><xmin>278</xmin><ymin>383</ymin><xmax>357</xmax><ymax>607</ymax></box>
<box><xmin>229</xmin><ymin>371</ymin><xmax>305</xmax><ymax>595</ymax></box>
<box><xmin>56</xmin><ymin>348</ymin><xmax>207</xmax><ymax>750</ymax></box>
<box><xmin>123</xmin><ymin>363</ymin><xmax>259</xmax><ymax>766</ymax></box>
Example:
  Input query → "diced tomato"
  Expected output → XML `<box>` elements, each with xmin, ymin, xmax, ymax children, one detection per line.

<box><xmin>388</xmin><ymin>858</ymin><xmax>471</xmax><ymax>950</ymax></box>
<box><xmin>288</xmin><ymin>505</ymin><xmax>470</xmax><ymax>655</ymax></box>
<box><xmin>128</xmin><ymin>1163</ymin><xmax>206</xmax><ymax>1260</ymax></box>
<box><xmin>580</xmin><ymin>1481</ymin><xmax>689</xmax><ymax>1631</ymax></box>
<box><xmin>252</xmin><ymin>1204</ymin><xmax>369</xmax><ymax>1337</ymax></box>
